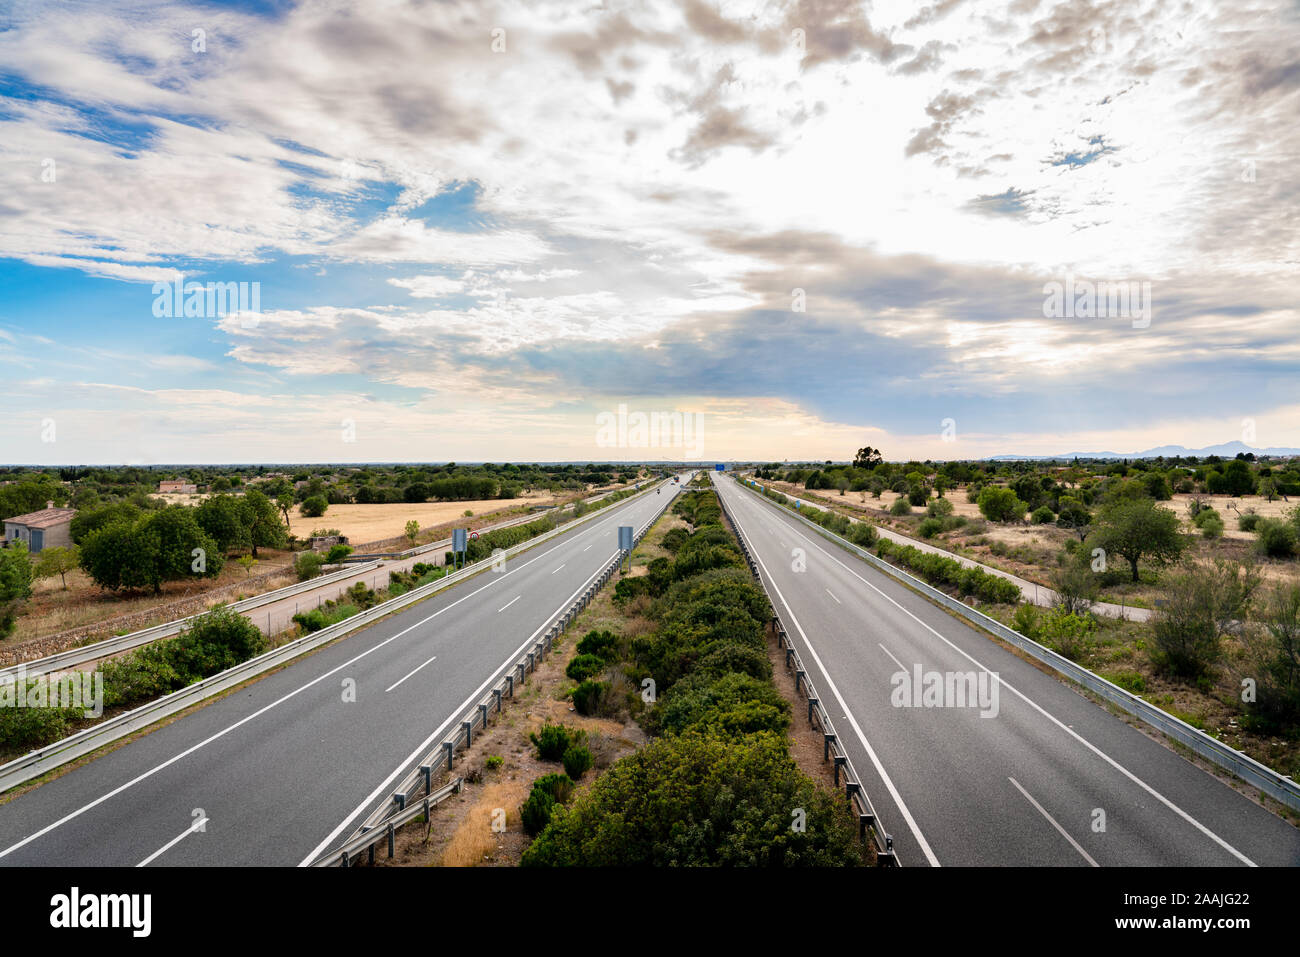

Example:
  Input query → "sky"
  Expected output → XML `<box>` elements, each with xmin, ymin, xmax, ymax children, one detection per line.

<box><xmin>0</xmin><ymin>0</ymin><xmax>1297</xmax><ymax>465</ymax></box>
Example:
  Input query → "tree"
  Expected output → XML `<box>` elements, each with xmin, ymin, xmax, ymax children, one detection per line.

<box><xmin>404</xmin><ymin>520</ymin><xmax>420</xmax><ymax>546</ymax></box>
<box><xmin>977</xmin><ymin>486</ymin><xmax>1027</xmax><ymax>523</ymax></box>
<box><xmin>1151</xmin><ymin>561</ymin><xmax>1260</xmax><ymax>677</ymax></box>
<box><xmin>0</xmin><ymin>543</ymin><xmax>33</xmax><ymax>637</ymax></box>
<box><xmin>300</xmin><ymin>495</ymin><xmax>328</xmax><ymax>519</ymax></box>
<box><xmin>33</xmin><ymin>545</ymin><xmax>79</xmax><ymax>590</ymax></box>
<box><xmin>1088</xmin><ymin>498</ymin><xmax>1186</xmax><ymax>582</ymax></box>
<box><xmin>1242</xmin><ymin>584</ymin><xmax>1300</xmax><ymax>730</ymax></box>
<box><xmin>70</xmin><ymin>502</ymin><xmax>143</xmax><ymax>545</ymax></box>
<box><xmin>80</xmin><ymin>510</ymin><xmax>222</xmax><ymax>594</ymax></box>
<box><xmin>239</xmin><ymin>489</ymin><xmax>287</xmax><ymax>557</ymax></box>
<box><xmin>1056</xmin><ymin>496</ymin><xmax>1092</xmax><ymax>542</ymax></box>
<box><xmin>275</xmin><ymin>491</ymin><xmax>296</xmax><ymax>531</ymax></box>
<box><xmin>195</xmin><ymin>494</ymin><xmax>252</xmax><ymax>554</ymax></box>
<box><xmin>853</xmin><ymin>446</ymin><xmax>883</xmax><ymax>469</ymax></box>
<box><xmin>236</xmin><ymin>555</ymin><xmax>258</xmax><ymax>577</ymax></box>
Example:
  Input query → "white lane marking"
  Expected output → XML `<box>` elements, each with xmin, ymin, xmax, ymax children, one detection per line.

<box><xmin>734</xmin><ymin>482</ymin><xmax>1258</xmax><ymax>868</ymax></box>
<box><xmin>137</xmin><ymin>815</ymin><xmax>208</xmax><ymax>868</ymax></box>
<box><xmin>551</xmin><ymin>564</ymin><xmax>566</xmax><ymax>574</ymax></box>
<box><xmin>300</xmin><ymin>545</ymin><xmax>634</xmax><ymax>866</ymax></box>
<box><xmin>583</xmin><ymin>544</ymin><xmax>593</xmax><ymax>552</ymax></box>
<box><xmin>1009</xmin><ymin>777</ymin><xmax>1099</xmax><ymax>867</ymax></box>
<box><xmin>385</xmin><ymin>655</ymin><xmax>437</xmax><ymax>693</ymax></box>
<box><xmin>825</xmin><ymin>588</ymin><xmax>841</xmax><ymax>604</ymax></box>
<box><xmin>722</xmin><ymin>489</ymin><xmax>936</xmax><ymax>867</ymax></box>
<box><xmin>878</xmin><ymin>642</ymin><xmax>907</xmax><ymax>673</ymax></box>
<box><xmin>0</xmin><ymin>486</ymin><xmax>664</xmax><ymax>863</ymax></box>
<box><xmin>497</xmin><ymin>595</ymin><xmax>521</xmax><ymax>613</ymax></box>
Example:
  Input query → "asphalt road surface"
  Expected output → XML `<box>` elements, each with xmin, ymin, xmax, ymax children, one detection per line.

<box><xmin>713</xmin><ymin>472</ymin><xmax>1300</xmax><ymax>867</ymax></box>
<box><xmin>0</xmin><ymin>476</ymin><xmax>691</xmax><ymax>867</ymax></box>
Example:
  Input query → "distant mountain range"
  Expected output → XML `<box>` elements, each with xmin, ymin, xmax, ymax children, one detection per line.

<box><xmin>988</xmin><ymin>440</ymin><xmax>1300</xmax><ymax>461</ymax></box>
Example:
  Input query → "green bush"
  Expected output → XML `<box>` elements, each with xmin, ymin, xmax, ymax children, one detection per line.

<box><xmin>565</xmin><ymin>654</ymin><xmax>605</xmax><ymax>682</ymax></box>
<box><xmin>562</xmin><ymin>744</ymin><xmax>594</xmax><ymax>780</ymax></box>
<box><xmin>576</xmin><ymin>629</ymin><xmax>618</xmax><ymax>659</ymax></box>
<box><xmin>294</xmin><ymin>551</ymin><xmax>324</xmax><ymax>581</ymax></box>
<box><xmin>1198</xmin><ymin>512</ymin><xmax>1224</xmax><ymax>539</ymax></box>
<box><xmin>1238</xmin><ymin>512</ymin><xmax>1261</xmax><ymax>532</ymax></box>
<box><xmin>889</xmin><ymin>497</ymin><xmax>912</xmax><ymax>516</ymax></box>
<box><xmin>917</xmin><ymin>518</ymin><xmax>943</xmax><ymax>539</ymax></box>
<box><xmin>529</xmin><ymin>722</ymin><xmax>581</xmax><ymax>761</ymax></box>
<box><xmin>522</xmin><ymin>732</ymin><xmax>866</xmax><ymax>867</ymax></box>
<box><xmin>1012</xmin><ymin>603</ymin><xmax>1041</xmax><ymax>639</ymax></box>
<box><xmin>572</xmin><ymin>679</ymin><xmax>609</xmax><ymax>716</ymax></box>
<box><xmin>1255</xmin><ymin>519</ymin><xmax>1297</xmax><ymax>558</ymax></box>
<box><xmin>977</xmin><ymin>487</ymin><xmax>1027</xmax><ymax>523</ymax></box>
<box><xmin>0</xmin><ymin>693</ymin><xmax>79</xmax><ymax>751</ymax></box>
<box><xmin>533</xmin><ymin>771</ymin><xmax>575</xmax><ymax>804</ymax></box>
<box><xmin>1030</xmin><ymin>505</ymin><xmax>1055</xmax><ymax>525</ymax></box>
<box><xmin>1104</xmin><ymin>670</ymin><xmax>1147</xmax><ymax>694</ymax></box>
<box><xmin>324</xmin><ymin>543</ymin><xmax>353</xmax><ymax>563</ymax></box>
<box><xmin>520</xmin><ymin>787</ymin><xmax>557</xmax><ymax>837</ymax></box>
<box><xmin>99</xmin><ymin>605</ymin><xmax>267</xmax><ymax>710</ymax></box>
<box><xmin>649</xmin><ymin>672</ymin><xmax>790</xmax><ymax>737</ymax></box>
<box><xmin>847</xmin><ymin>522</ymin><xmax>877</xmax><ymax>548</ymax></box>
<box><xmin>926</xmin><ymin>498</ymin><xmax>954</xmax><ymax>518</ymax></box>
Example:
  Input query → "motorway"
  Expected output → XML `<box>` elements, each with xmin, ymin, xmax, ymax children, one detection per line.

<box><xmin>0</xmin><ymin>476</ymin><xmax>689</xmax><ymax>866</ymax></box>
<box><xmin>712</xmin><ymin>472</ymin><xmax>1300</xmax><ymax>867</ymax></box>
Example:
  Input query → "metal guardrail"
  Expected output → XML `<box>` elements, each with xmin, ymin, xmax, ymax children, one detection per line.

<box><xmin>713</xmin><ymin>482</ymin><xmax>898</xmax><ymax>866</ymax></box>
<box><xmin>0</xmin><ymin>560</ymin><xmax>383</xmax><ymax>681</ymax></box>
<box><xmin>727</xmin><ymin>475</ymin><xmax>1300</xmax><ymax>815</ymax></box>
<box><xmin>0</xmin><ymin>480</ymin><xmax>671</xmax><ymax>795</ymax></box>
<box><xmin>314</xmin><ymin>489</ymin><xmax>673</xmax><ymax>867</ymax></box>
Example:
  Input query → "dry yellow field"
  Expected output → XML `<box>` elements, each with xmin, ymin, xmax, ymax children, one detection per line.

<box><xmin>290</xmin><ymin>491</ymin><xmax>569</xmax><ymax>544</ymax></box>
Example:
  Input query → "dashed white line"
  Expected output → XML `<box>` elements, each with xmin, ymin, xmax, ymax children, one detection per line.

<box><xmin>825</xmin><ymin>588</ymin><xmax>841</xmax><ymax>604</ymax></box>
<box><xmin>385</xmin><ymin>655</ymin><xmax>437</xmax><ymax>693</ymax></box>
<box><xmin>138</xmin><ymin>816</ymin><xmax>208</xmax><ymax>867</ymax></box>
<box><xmin>497</xmin><ymin>595</ymin><xmax>521</xmax><ymax>613</ymax></box>
<box><xmin>551</xmin><ymin>564</ymin><xmax>566</xmax><ymax>574</ymax></box>
<box><xmin>1009</xmin><ymin>777</ymin><xmax>1099</xmax><ymax>867</ymax></box>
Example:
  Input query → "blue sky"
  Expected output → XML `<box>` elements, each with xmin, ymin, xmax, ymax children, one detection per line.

<box><xmin>1</xmin><ymin>0</ymin><xmax>1297</xmax><ymax>463</ymax></box>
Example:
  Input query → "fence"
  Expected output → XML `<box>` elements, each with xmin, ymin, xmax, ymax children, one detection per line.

<box><xmin>713</xmin><ymin>483</ymin><xmax>898</xmax><ymax>866</ymax></box>
<box><xmin>728</xmin><ymin>475</ymin><xmax>1300</xmax><ymax>816</ymax></box>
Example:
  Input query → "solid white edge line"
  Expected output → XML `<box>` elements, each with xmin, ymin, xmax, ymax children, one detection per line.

<box><xmin>719</xmin><ymin>479</ymin><xmax>937</xmax><ymax>867</ymax></box>
<box><xmin>736</xmin><ymin>477</ymin><xmax>1258</xmax><ymax>868</ymax></box>
<box><xmin>1008</xmin><ymin>777</ymin><xmax>1099</xmax><ymax>867</ymax></box>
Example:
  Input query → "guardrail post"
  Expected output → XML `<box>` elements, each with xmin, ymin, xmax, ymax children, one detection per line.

<box><xmin>443</xmin><ymin>741</ymin><xmax>454</xmax><ymax>768</ymax></box>
<box><xmin>795</xmin><ymin>669</ymin><xmax>805</xmax><ymax>693</ymax></box>
<box><xmin>834</xmin><ymin>755</ymin><xmax>846</xmax><ymax>786</ymax></box>
<box><xmin>340</xmin><ymin>851</ymin><xmax>349</xmax><ymax>867</ymax></box>
<box><xmin>823</xmin><ymin>733</ymin><xmax>835</xmax><ymax>762</ymax></box>
<box><xmin>807</xmin><ymin>697</ymin><xmax>818</xmax><ymax>727</ymax></box>
<box><xmin>785</xmin><ymin>648</ymin><xmax>795</xmax><ymax>668</ymax></box>
<box><xmin>479</xmin><ymin>703</ymin><xmax>489</xmax><ymax>728</ymax></box>
<box><xmin>387</xmin><ymin>823</ymin><xmax>395</xmax><ymax>859</ymax></box>
<box><xmin>393</xmin><ymin>793</ymin><xmax>406</xmax><ymax>811</ymax></box>
<box><xmin>420</xmin><ymin>765</ymin><xmax>432</xmax><ymax>795</ymax></box>
<box><xmin>846</xmin><ymin>781</ymin><xmax>861</xmax><ymax>806</ymax></box>
<box><xmin>506</xmin><ymin>675</ymin><xmax>514</xmax><ymax>698</ymax></box>
<box><xmin>527</xmin><ymin>651</ymin><xmax>535</xmax><ymax>673</ymax></box>
<box><xmin>462</xmin><ymin>720</ymin><xmax>472</xmax><ymax>747</ymax></box>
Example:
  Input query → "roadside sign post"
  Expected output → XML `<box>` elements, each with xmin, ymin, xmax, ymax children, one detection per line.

<box><xmin>618</xmin><ymin>525</ymin><xmax>633</xmax><ymax>573</ymax></box>
<box><xmin>452</xmin><ymin>528</ymin><xmax>468</xmax><ymax>570</ymax></box>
